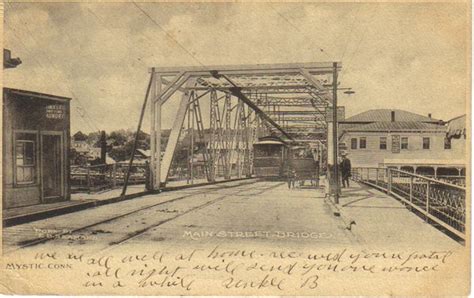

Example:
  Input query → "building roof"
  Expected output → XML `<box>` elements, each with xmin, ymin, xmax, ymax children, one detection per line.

<box><xmin>105</xmin><ymin>154</ymin><xmax>116</xmax><ymax>164</ymax></box>
<box><xmin>342</xmin><ymin>121</ymin><xmax>446</xmax><ymax>133</ymax></box>
<box><xmin>73</xmin><ymin>131</ymin><xmax>88</xmax><ymax>141</ymax></box>
<box><xmin>447</xmin><ymin>114</ymin><xmax>466</xmax><ymax>138</ymax></box>
<box><xmin>344</xmin><ymin>109</ymin><xmax>439</xmax><ymax>123</ymax></box>
<box><xmin>136</xmin><ymin>149</ymin><xmax>151</xmax><ymax>158</ymax></box>
<box><xmin>4</xmin><ymin>87</ymin><xmax>71</xmax><ymax>102</ymax></box>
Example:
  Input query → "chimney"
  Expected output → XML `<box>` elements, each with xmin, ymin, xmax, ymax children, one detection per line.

<box><xmin>428</xmin><ymin>113</ymin><xmax>432</xmax><ymax>119</ymax></box>
<box><xmin>391</xmin><ymin>110</ymin><xmax>395</xmax><ymax>122</ymax></box>
<box><xmin>100</xmin><ymin>131</ymin><xmax>107</xmax><ymax>164</ymax></box>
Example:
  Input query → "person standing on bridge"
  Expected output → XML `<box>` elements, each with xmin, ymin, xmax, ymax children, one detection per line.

<box><xmin>340</xmin><ymin>153</ymin><xmax>352</xmax><ymax>188</ymax></box>
<box><xmin>287</xmin><ymin>166</ymin><xmax>296</xmax><ymax>189</ymax></box>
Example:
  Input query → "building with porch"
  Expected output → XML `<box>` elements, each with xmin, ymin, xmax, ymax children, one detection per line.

<box><xmin>339</xmin><ymin>109</ymin><xmax>467</xmax><ymax>179</ymax></box>
<box><xmin>3</xmin><ymin>88</ymin><xmax>71</xmax><ymax>209</ymax></box>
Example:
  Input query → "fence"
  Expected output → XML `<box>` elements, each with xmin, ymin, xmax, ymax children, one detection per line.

<box><xmin>352</xmin><ymin>167</ymin><xmax>466</xmax><ymax>241</ymax></box>
<box><xmin>423</xmin><ymin>175</ymin><xmax>466</xmax><ymax>187</ymax></box>
<box><xmin>71</xmin><ymin>162</ymin><xmax>148</xmax><ymax>193</ymax></box>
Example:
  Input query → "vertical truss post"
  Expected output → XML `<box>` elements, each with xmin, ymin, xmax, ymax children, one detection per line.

<box><xmin>244</xmin><ymin>108</ymin><xmax>252</xmax><ymax>177</ymax></box>
<box><xmin>187</xmin><ymin>102</ymin><xmax>193</xmax><ymax>184</ymax></box>
<box><xmin>234</xmin><ymin>102</ymin><xmax>240</xmax><ymax>178</ymax></box>
<box><xmin>249</xmin><ymin>110</ymin><xmax>257</xmax><ymax>176</ymax></box>
<box><xmin>155</xmin><ymin>95</ymin><xmax>162</xmax><ymax>190</ymax></box>
<box><xmin>149</xmin><ymin>70</ymin><xmax>162</xmax><ymax>191</ymax></box>
<box><xmin>332</xmin><ymin>62</ymin><xmax>340</xmax><ymax>204</ymax></box>
<box><xmin>209</xmin><ymin>90</ymin><xmax>218</xmax><ymax>181</ymax></box>
<box><xmin>235</xmin><ymin>100</ymin><xmax>243</xmax><ymax>178</ymax></box>
<box><xmin>224</xmin><ymin>93</ymin><xmax>232</xmax><ymax>179</ymax></box>
<box><xmin>239</xmin><ymin>102</ymin><xmax>249</xmax><ymax>177</ymax></box>
<box><xmin>192</xmin><ymin>98</ymin><xmax>212</xmax><ymax>182</ymax></box>
<box><xmin>149</xmin><ymin>72</ymin><xmax>157</xmax><ymax>190</ymax></box>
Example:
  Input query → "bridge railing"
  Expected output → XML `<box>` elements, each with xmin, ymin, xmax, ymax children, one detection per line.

<box><xmin>351</xmin><ymin>167</ymin><xmax>466</xmax><ymax>240</ymax></box>
<box><xmin>71</xmin><ymin>162</ymin><xmax>148</xmax><ymax>193</ymax></box>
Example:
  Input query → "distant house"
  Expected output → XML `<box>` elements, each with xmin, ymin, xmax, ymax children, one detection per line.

<box><xmin>339</xmin><ymin>109</ymin><xmax>466</xmax><ymax>177</ymax></box>
<box><xmin>135</xmin><ymin>149</ymin><xmax>151</xmax><ymax>161</ymax></box>
<box><xmin>72</xmin><ymin>131</ymin><xmax>90</xmax><ymax>154</ymax></box>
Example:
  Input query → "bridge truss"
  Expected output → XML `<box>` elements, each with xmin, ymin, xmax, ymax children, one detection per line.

<box><xmin>147</xmin><ymin>62</ymin><xmax>342</xmax><ymax>189</ymax></box>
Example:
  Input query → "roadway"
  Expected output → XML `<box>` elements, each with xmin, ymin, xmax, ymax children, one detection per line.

<box><xmin>3</xmin><ymin>179</ymin><xmax>460</xmax><ymax>255</ymax></box>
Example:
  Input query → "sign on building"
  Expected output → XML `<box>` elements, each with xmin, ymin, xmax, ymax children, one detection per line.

<box><xmin>45</xmin><ymin>104</ymin><xmax>66</xmax><ymax>119</ymax></box>
<box><xmin>391</xmin><ymin>135</ymin><xmax>400</xmax><ymax>153</ymax></box>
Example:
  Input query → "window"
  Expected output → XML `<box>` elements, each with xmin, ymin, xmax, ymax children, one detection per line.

<box><xmin>359</xmin><ymin>137</ymin><xmax>367</xmax><ymax>149</ymax></box>
<box><xmin>351</xmin><ymin>138</ymin><xmax>357</xmax><ymax>149</ymax></box>
<box><xmin>15</xmin><ymin>133</ymin><xmax>37</xmax><ymax>185</ymax></box>
<box><xmin>444</xmin><ymin>137</ymin><xmax>452</xmax><ymax>150</ymax></box>
<box><xmin>423</xmin><ymin>137</ymin><xmax>430</xmax><ymax>149</ymax></box>
<box><xmin>379</xmin><ymin>137</ymin><xmax>387</xmax><ymax>150</ymax></box>
<box><xmin>401</xmin><ymin>137</ymin><xmax>408</xmax><ymax>150</ymax></box>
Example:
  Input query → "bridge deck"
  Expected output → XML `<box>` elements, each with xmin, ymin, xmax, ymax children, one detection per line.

<box><xmin>3</xmin><ymin>179</ymin><xmax>459</xmax><ymax>254</ymax></box>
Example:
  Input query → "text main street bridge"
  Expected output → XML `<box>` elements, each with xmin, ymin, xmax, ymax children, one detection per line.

<box><xmin>142</xmin><ymin>62</ymin><xmax>343</xmax><ymax>190</ymax></box>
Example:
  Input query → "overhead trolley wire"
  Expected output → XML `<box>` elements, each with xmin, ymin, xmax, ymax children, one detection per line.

<box><xmin>269</xmin><ymin>4</ymin><xmax>332</xmax><ymax>60</ymax></box>
<box><xmin>4</xmin><ymin>24</ymin><xmax>98</xmax><ymax>132</ymax></box>
<box><xmin>132</xmin><ymin>2</ymin><xmax>205</xmax><ymax>67</ymax></box>
<box><xmin>338</xmin><ymin>4</ymin><xmax>379</xmax><ymax>82</ymax></box>
<box><xmin>4</xmin><ymin>3</ymin><xmax>101</xmax><ymax>132</ymax></box>
<box><xmin>338</xmin><ymin>5</ymin><xmax>363</xmax><ymax>62</ymax></box>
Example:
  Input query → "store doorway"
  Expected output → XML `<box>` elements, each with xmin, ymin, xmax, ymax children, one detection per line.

<box><xmin>41</xmin><ymin>133</ymin><xmax>63</xmax><ymax>200</ymax></box>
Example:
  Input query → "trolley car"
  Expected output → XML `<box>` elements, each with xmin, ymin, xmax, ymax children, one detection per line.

<box><xmin>253</xmin><ymin>137</ymin><xmax>319</xmax><ymax>185</ymax></box>
<box><xmin>253</xmin><ymin>136</ymin><xmax>288</xmax><ymax>177</ymax></box>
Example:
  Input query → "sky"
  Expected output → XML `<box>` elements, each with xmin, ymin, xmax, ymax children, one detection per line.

<box><xmin>3</xmin><ymin>2</ymin><xmax>470</xmax><ymax>134</ymax></box>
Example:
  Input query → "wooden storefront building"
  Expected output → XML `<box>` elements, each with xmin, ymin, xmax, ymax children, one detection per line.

<box><xmin>3</xmin><ymin>88</ymin><xmax>71</xmax><ymax>209</ymax></box>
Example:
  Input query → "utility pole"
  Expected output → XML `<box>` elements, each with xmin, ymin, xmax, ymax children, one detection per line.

<box><xmin>121</xmin><ymin>73</ymin><xmax>153</xmax><ymax>196</ymax></box>
<box><xmin>332</xmin><ymin>62</ymin><xmax>339</xmax><ymax>204</ymax></box>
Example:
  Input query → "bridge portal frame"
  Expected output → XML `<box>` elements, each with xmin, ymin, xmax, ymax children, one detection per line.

<box><xmin>147</xmin><ymin>62</ymin><xmax>342</xmax><ymax>191</ymax></box>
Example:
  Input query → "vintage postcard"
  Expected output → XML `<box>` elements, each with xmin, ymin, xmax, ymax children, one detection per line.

<box><xmin>0</xmin><ymin>1</ymin><xmax>471</xmax><ymax>295</ymax></box>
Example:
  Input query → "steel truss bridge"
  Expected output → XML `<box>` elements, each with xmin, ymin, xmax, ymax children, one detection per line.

<box><xmin>137</xmin><ymin>62</ymin><xmax>343</xmax><ymax>190</ymax></box>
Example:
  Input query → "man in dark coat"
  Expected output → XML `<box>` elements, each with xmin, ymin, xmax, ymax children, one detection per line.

<box><xmin>287</xmin><ymin>166</ymin><xmax>296</xmax><ymax>189</ymax></box>
<box><xmin>340</xmin><ymin>153</ymin><xmax>352</xmax><ymax>188</ymax></box>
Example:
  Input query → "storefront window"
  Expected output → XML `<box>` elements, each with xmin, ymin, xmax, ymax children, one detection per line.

<box><xmin>15</xmin><ymin>133</ymin><xmax>36</xmax><ymax>185</ymax></box>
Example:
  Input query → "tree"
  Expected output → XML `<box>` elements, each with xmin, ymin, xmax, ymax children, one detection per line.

<box><xmin>108</xmin><ymin>130</ymin><xmax>128</xmax><ymax>146</ymax></box>
<box><xmin>69</xmin><ymin>148</ymin><xmax>88</xmax><ymax>165</ymax></box>
<box><xmin>84</xmin><ymin>131</ymin><xmax>100</xmax><ymax>146</ymax></box>
<box><xmin>109</xmin><ymin>146</ymin><xmax>129</xmax><ymax>162</ymax></box>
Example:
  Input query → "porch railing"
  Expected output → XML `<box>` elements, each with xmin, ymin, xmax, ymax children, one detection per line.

<box><xmin>351</xmin><ymin>167</ymin><xmax>466</xmax><ymax>241</ymax></box>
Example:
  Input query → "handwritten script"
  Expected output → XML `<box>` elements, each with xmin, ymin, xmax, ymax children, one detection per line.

<box><xmin>4</xmin><ymin>247</ymin><xmax>454</xmax><ymax>293</ymax></box>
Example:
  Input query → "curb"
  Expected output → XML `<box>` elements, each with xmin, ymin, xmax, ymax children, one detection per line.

<box><xmin>3</xmin><ymin>177</ymin><xmax>255</xmax><ymax>227</ymax></box>
<box><xmin>324</xmin><ymin>196</ymin><xmax>357</xmax><ymax>231</ymax></box>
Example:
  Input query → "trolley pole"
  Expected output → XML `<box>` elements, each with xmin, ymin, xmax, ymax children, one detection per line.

<box><xmin>332</xmin><ymin>62</ymin><xmax>339</xmax><ymax>204</ymax></box>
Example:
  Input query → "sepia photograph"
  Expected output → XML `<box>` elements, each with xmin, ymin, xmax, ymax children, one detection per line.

<box><xmin>0</xmin><ymin>1</ymin><xmax>470</xmax><ymax>295</ymax></box>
